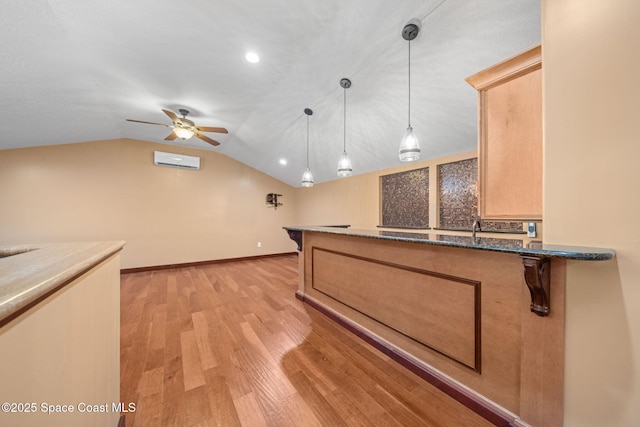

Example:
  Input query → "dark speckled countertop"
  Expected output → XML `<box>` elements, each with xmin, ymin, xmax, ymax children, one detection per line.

<box><xmin>284</xmin><ymin>226</ymin><xmax>615</xmax><ymax>261</ymax></box>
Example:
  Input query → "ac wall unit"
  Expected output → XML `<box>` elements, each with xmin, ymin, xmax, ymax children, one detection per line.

<box><xmin>154</xmin><ymin>151</ymin><xmax>200</xmax><ymax>170</ymax></box>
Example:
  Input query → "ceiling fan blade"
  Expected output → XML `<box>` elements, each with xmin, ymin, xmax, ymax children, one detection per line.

<box><xmin>164</xmin><ymin>132</ymin><xmax>177</xmax><ymax>141</ymax></box>
<box><xmin>195</xmin><ymin>132</ymin><xmax>220</xmax><ymax>146</ymax></box>
<box><xmin>162</xmin><ymin>109</ymin><xmax>179</xmax><ymax>122</ymax></box>
<box><xmin>196</xmin><ymin>126</ymin><xmax>229</xmax><ymax>134</ymax></box>
<box><xmin>126</xmin><ymin>119</ymin><xmax>170</xmax><ymax>127</ymax></box>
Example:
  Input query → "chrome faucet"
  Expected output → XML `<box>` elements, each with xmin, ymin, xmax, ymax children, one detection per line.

<box><xmin>472</xmin><ymin>218</ymin><xmax>482</xmax><ymax>240</ymax></box>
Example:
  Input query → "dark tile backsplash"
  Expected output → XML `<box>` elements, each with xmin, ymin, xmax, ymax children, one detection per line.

<box><xmin>438</xmin><ymin>159</ymin><xmax>478</xmax><ymax>229</ymax></box>
<box><xmin>381</xmin><ymin>167</ymin><xmax>429</xmax><ymax>228</ymax></box>
<box><xmin>379</xmin><ymin>159</ymin><xmax>523</xmax><ymax>232</ymax></box>
<box><xmin>438</xmin><ymin>158</ymin><xmax>522</xmax><ymax>232</ymax></box>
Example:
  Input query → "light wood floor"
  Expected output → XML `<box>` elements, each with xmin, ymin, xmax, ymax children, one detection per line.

<box><xmin>120</xmin><ymin>254</ymin><xmax>494</xmax><ymax>426</ymax></box>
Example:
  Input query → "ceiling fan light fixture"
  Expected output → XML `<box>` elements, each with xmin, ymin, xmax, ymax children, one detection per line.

<box><xmin>398</xmin><ymin>21</ymin><xmax>421</xmax><ymax>162</ymax></box>
<box><xmin>127</xmin><ymin>108</ymin><xmax>227</xmax><ymax>147</ymax></box>
<box><xmin>174</xmin><ymin>127</ymin><xmax>195</xmax><ymax>140</ymax></box>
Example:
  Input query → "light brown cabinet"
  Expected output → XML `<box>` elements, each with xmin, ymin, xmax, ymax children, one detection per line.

<box><xmin>466</xmin><ymin>46</ymin><xmax>542</xmax><ymax>220</ymax></box>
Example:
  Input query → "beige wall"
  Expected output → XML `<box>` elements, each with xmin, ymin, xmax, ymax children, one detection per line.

<box><xmin>295</xmin><ymin>150</ymin><xmax>477</xmax><ymax>229</ymax></box>
<box><xmin>543</xmin><ymin>1</ymin><xmax>640</xmax><ymax>426</ymax></box>
<box><xmin>0</xmin><ymin>139</ymin><xmax>298</xmax><ymax>269</ymax></box>
<box><xmin>0</xmin><ymin>253</ymin><xmax>121</xmax><ymax>427</ymax></box>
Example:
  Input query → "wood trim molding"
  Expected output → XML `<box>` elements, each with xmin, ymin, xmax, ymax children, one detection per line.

<box><xmin>120</xmin><ymin>252</ymin><xmax>297</xmax><ymax>274</ymax></box>
<box><xmin>310</xmin><ymin>246</ymin><xmax>482</xmax><ymax>371</ymax></box>
<box><xmin>465</xmin><ymin>45</ymin><xmax>541</xmax><ymax>90</ymax></box>
<box><xmin>297</xmin><ymin>292</ymin><xmax>515</xmax><ymax>427</ymax></box>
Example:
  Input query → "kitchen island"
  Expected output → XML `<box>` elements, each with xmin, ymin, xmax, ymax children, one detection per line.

<box><xmin>0</xmin><ymin>241</ymin><xmax>125</xmax><ymax>427</ymax></box>
<box><xmin>284</xmin><ymin>226</ymin><xmax>614</xmax><ymax>427</ymax></box>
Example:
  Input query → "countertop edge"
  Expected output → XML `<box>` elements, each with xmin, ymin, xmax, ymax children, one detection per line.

<box><xmin>283</xmin><ymin>226</ymin><xmax>615</xmax><ymax>261</ymax></box>
<box><xmin>0</xmin><ymin>241</ymin><xmax>126</xmax><ymax>326</ymax></box>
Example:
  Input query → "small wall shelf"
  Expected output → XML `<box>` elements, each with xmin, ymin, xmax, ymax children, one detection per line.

<box><xmin>266</xmin><ymin>193</ymin><xmax>282</xmax><ymax>209</ymax></box>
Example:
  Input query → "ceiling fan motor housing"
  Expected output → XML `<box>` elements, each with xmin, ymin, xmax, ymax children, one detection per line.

<box><xmin>176</xmin><ymin>117</ymin><xmax>196</xmax><ymax>129</ymax></box>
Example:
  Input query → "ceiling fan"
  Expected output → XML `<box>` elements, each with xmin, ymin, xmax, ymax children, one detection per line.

<box><xmin>126</xmin><ymin>108</ymin><xmax>228</xmax><ymax>146</ymax></box>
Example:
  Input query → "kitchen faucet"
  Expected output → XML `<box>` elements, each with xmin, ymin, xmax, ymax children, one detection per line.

<box><xmin>472</xmin><ymin>218</ymin><xmax>482</xmax><ymax>240</ymax></box>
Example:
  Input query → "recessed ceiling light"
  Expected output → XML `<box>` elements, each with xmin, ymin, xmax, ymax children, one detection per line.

<box><xmin>279</xmin><ymin>158</ymin><xmax>287</xmax><ymax>165</ymax></box>
<box><xmin>245</xmin><ymin>52</ymin><xmax>260</xmax><ymax>63</ymax></box>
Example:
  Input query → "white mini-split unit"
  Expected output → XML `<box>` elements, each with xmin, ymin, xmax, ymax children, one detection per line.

<box><xmin>153</xmin><ymin>151</ymin><xmax>200</xmax><ymax>170</ymax></box>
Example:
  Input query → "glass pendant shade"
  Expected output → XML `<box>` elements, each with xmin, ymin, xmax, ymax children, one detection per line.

<box><xmin>399</xmin><ymin>125</ymin><xmax>420</xmax><ymax>162</ymax></box>
<box><xmin>174</xmin><ymin>127</ymin><xmax>194</xmax><ymax>140</ymax></box>
<box><xmin>337</xmin><ymin>152</ymin><xmax>353</xmax><ymax>177</ymax></box>
<box><xmin>301</xmin><ymin>167</ymin><xmax>314</xmax><ymax>187</ymax></box>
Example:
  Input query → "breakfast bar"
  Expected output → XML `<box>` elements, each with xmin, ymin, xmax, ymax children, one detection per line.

<box><xmin>284</xmin><ymin>226</ymin><xmax>614</xmax><ymax>427</ymax></box>
<box><xmin>0</xmin><ymin>241</ymin><xmax>125</xmax><ymax>427</ymax></box>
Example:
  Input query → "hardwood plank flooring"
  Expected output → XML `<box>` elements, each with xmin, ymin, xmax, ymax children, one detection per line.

<box><xmin>120</xmin><ymin>254</ymin><xmax>495</xmax><ymax>427</ymax></box>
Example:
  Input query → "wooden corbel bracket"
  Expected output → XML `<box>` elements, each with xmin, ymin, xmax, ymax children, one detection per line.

<box><xmin>520</xmin><ymin>255</ymin><xmax>551</xmax><ymax>316</ymax></box>
<box><xmin>287</xmin><ymin>230</ymin><xmax>303</xmax><ymax>252</ymax></box>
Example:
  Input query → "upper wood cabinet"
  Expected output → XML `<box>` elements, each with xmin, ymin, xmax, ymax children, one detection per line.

<box><xmin>466</xmin><ymin>46</ymin><xmax>542</xmax><ymax>220</ymax></box>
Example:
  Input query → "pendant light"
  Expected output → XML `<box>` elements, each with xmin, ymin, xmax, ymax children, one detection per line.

<box><xmin>337</xmin><ymin>78</ymin><xmax>353</xmax><ymax>177</ymax></box>
<box><xmin>301</xmin><ymin>108</ymin><xmax>314</xmax><ymax>187</ymax></box>
<box><xmin>398</xmin><ymin>21</ymin><xmax>421</xmax><ymax>162</ymax></box>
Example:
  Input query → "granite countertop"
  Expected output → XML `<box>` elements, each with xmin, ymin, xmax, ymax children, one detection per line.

<box><xmin>0</xmin><ymin>241</ymin><xmax>126</xmax><ymax>326</ymax></box>
<box><xmin>432</xmin><ymin>226</ymin><xmax>527</xmax><ymax>234</ymax></box>
<box><xmin>284</xmin><ymin>226</ymin><xmax>615</xmax><ymax>261</ymax></box>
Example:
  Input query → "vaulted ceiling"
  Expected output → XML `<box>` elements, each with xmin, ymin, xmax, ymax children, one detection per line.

<box><xmin>0</xmin><ymin>0</ymin><xmax>540</xmax><ymax>187</ymax></box>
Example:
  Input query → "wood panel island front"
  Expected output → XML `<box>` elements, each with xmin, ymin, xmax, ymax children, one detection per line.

<box><xmin>284</xmin><ymin>226</ymin><xmax>614</xmax><ymax>427</ymax></box>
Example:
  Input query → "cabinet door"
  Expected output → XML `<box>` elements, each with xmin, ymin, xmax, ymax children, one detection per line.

<box><xmin>466</xmin><ymin>46</ymin><xmax>542</xmax><ymax>220</ymax></box>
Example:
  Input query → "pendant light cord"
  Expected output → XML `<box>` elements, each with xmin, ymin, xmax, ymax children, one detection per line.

<box><xmin>408</xmin><ymin>38</ymin><xmax>411</xmax><ymax>127</ymax></box>
<box><xmin>343</xmin><ymin>87</ymin><xmax>347</xmax><ymax>153</ymax></box>
<box><xmin>306</xmin><ymin>114</ymin><xmax>310</xmax><ymax>168</ymax></box>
